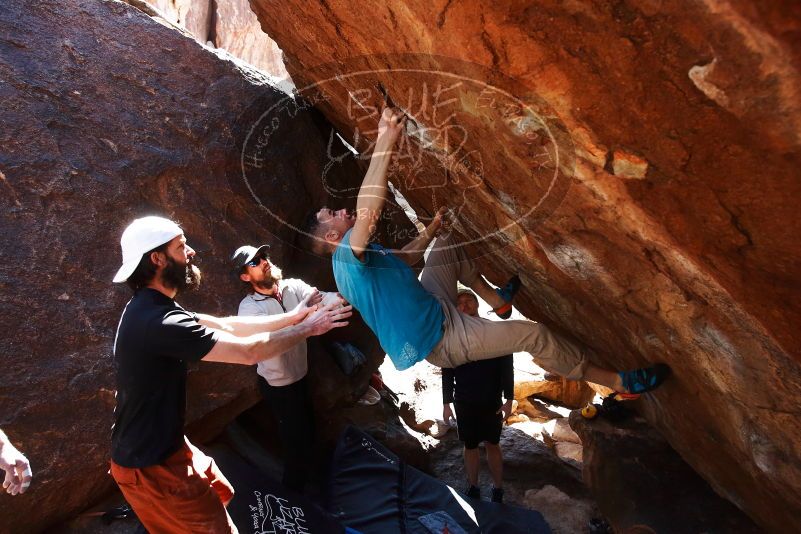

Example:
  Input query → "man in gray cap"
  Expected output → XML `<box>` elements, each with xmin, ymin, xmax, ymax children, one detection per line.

<box><xmin>231</xmin><ymin>244</ymin><xmax>333</xmax><ymax>492</ymax></box>
<box><xmin>110</xmin><ymin>216</ymin><xmax>351</xmax><ymax>533</ymax></box>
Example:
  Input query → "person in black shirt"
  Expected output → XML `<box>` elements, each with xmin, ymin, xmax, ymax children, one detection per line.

<box><xmin>442</xmin><ymin>289</ymin><xmax>514</xmax><ymax>503</ymax></box>
<box><xmin>110</xmin><ymin>216</ymin><xmax>351</xmax><ymax>533</ymax></box>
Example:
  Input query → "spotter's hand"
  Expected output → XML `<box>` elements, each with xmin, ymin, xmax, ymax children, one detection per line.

<box><xmin>0</xmin><ymin>441</ymin><xmax>31</xmax><ymax>496</ymax></box>
<box><xmin>302</xmin><ymin>302</ymin><xmax>353</xmax><ymax>336</ymax></box>
<box><xmin>292</xmin><ymin>288</ymin><xmax>323</xmax><ymax>322</ymax></box>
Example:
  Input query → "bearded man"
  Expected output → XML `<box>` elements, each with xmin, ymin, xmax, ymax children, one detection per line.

<box><xmin>231</xmin><ymin>244</ymin><xmax>335</xmax><ymax>492</ymax></box>
<box><xmin>110</xmin><ymin>217</ymin><xmax>350</xmax><ymax>533</ymax></box>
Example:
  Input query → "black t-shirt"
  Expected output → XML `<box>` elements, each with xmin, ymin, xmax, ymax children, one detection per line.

<box><xmin>111</xmin><ymin>288</ymin><xmax>218</xmax><ymax>467</ymax></box>
<box><xmin>441</xmin><ymin>355</ymin><xmax>514</xmax><ymax>408</ymax></box>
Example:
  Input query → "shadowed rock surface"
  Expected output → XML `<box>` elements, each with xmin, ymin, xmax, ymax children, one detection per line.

<box><xmin>246</xmin><ymin>1</ymin><xmax>801</xmax><ymax>531</ymax></box>
<box><xmin>570</xmin><ymin>410</ymin><xmax>759</xmax><ymax>533</ymax></box>
<box><xmin>0</xmin><ymin>0</ymin><xmax>403</xmax><ymax>531</ymax></box>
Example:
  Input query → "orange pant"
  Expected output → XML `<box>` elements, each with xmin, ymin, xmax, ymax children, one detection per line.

<box><xmin>110</xmin><ymin>438</ymin><xmax>237</xmax><ymax>534</ymax></box>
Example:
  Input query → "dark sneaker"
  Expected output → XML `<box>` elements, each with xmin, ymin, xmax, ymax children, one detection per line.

<box><xmin>491</xmin><ymin>487</ymin><xmax>504</xmax><ymax>503</ymax></box>
<box><xmin>465</xmin><ymin>485</ymin><xmax>480</xmax><ymax>499</ymax></box>
<box><xmin>618</xmin><ymin>363</ymin><xmax>671</xmax><ymax>394</ymax></box>
<box><xmin>493</xmin><ymin>275</ymin><xmax>521</xmax><ymax>319</ymax></box>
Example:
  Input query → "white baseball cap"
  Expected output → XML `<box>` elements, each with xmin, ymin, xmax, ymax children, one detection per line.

<box><xmin>113</xmin><ymin>216</ymin><xmax>183</xmax><ymax>283</ymax></box>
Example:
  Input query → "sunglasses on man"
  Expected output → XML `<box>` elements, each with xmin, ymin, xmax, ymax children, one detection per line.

<box><xmin>245</xmin><ymin>255</ymin><xmax>268</xmax><ymax>268</ymax></box>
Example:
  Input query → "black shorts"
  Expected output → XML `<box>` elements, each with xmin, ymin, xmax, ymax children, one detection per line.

<box><xmin>454</xmin><ymin>402</ymin><xmax>502</xmax><ymax>449</ymax></box>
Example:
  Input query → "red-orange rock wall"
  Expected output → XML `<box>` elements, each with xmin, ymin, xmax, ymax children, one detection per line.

<box><xmin>249</xmin><ymin>1</ymin><xmax>801</xmax><ymax>531</ymax></box>
<box><xmin>140</xmin><ymin>0</ymin><xmax>291</xmax><ymax>80</ymax></box>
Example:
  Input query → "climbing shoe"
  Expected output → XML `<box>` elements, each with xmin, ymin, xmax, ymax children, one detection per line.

<box><xmin>493</xmin><ymin>275</ymin><xmax>521</xmax><ymax>319</ymax></box>
<box><xmin>618</xmin><ymin>363</ymin><xmax>671</xmax><ymax>395</ymax></box>
<box><xmin>465</xmin><ymin>485</ymin><xmax>481</xmax><ymax>499</ymax></box>
<box><xmin>491</xmin><ymin>487</ymin><xmax>504</xmax><ymax>503</ymax></box>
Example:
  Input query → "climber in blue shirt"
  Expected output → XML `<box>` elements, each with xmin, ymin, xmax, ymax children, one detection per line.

<box><xmin>302</xmin><ymin>107</ymin><xmax>669</xmax><ymax>397</ymax></box>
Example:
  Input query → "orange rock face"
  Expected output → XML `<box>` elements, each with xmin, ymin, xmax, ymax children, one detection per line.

<box><xmin>249</xmin><ymin>1</ymin><xmax>801</xmax><ymax>531</ymax></box>
<box><xmin>141</xmin><ymin>0</ymin><xmax>291</xmax><ymax>80</ymax></box>
<box><xmin>214</xmin><ymin>0</ymin><xmax>291</xmax><ymax>81</ymax></box>
<box><xmin>144</xmin><ymin>0</ymin><xmax>211</xmax><ymax>39</ymax></box>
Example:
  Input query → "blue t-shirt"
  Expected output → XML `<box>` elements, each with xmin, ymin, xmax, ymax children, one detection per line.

<box><xmin>333</xmin><ymin>229</ymin><xmax>445</xmax><ymax>370</ymax></box>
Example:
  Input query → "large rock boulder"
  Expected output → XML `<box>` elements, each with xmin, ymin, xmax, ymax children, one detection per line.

<box><xmin>523</xmin><ymin>485</ymin><xmax>596</xmax><ymax>534</ymax></box>
<box><xmin>137</xmin><ymin>0</ymin><xmax>291</xmax><ymax>80</ymax></box>
<box><xmin>0</xmin><ymin>0</ymin><xmax>392</xmax><ymax>531</ymax></box>
<box><xmin>570</xmin><ymin>410</ymin><xmax>759</xmax><ymax>533</ymax></box>
<box><xmin>248</xmin><ymin>1</ymin><xmax>801</xmax><ymax>531</ymax></box>
<box><xmin>514</xmin><ymin>354</ymin><xmax>596</xmax><ymax>408</ymax></box>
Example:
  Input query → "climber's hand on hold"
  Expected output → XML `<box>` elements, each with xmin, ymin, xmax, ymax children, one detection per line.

<box><xmin>377</xmin><ymin>107</ymin><xmax>407</xmax><ymax>146</ymax></box>
<box><xmin>430</xmin><ymin>206</ymin><xmax>451</xmax><ymax>236</ymax></box>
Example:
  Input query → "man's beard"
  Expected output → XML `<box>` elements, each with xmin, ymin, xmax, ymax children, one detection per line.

<box><xmin>253</xmin><ymin>266</ymin><xmax>282</xmax><ymax>291</ymax></box>
<box><xmin>162</xmin><ymin>256</ymin><xmax>201</xmax><ymax>292</ymax></box>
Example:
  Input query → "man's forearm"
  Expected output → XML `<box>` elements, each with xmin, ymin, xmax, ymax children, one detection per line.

<box><xmin>247</xmin><ymin>322</ymin><xmax>312</xmax><ymax>362</ymax></box>
<box><xmin>350</xmin><ymin>109</ymin><xmax>406</xmax><ymax>255</ymax></box>
<box><xmin>398</xmin><ymin>221</ymin><xmax>438</xmax><ymax>266</ymax></box>
<box><xmin>198</xmin><ymin>311</ymin><xmax>299</xmax><ymax>337</ymax></box>
<box><xmin>203</xmin><ymin>321</ymin><xmax>312</xmax><ymax>365</ymax></box>
<box><xmin>355</xmin><ymin>135</ymin><xmax>396</xmax><ymax>221</ymax></box>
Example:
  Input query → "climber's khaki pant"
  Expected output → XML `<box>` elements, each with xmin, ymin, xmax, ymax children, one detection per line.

<box><xmin>423</xmin><ymin>233</ymin><xmax>590</xmax><ymax>380</ymax></box>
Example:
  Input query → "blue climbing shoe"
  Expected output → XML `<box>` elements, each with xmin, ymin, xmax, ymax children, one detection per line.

<box><xmin>493</xmin><ymin>275</ymin><xmax>521</xmax><ymax>319</ymax></box>
<box><xmin>618</xmin><ymin>363</ymin><xmax>671</xmax><ymax>395</ymax></box>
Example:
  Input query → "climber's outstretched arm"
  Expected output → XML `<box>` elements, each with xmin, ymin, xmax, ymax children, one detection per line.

<box><xmin>350</xmin><ymin>107</ymin><xmax>406</xmax><ymax>260</ymax></box>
